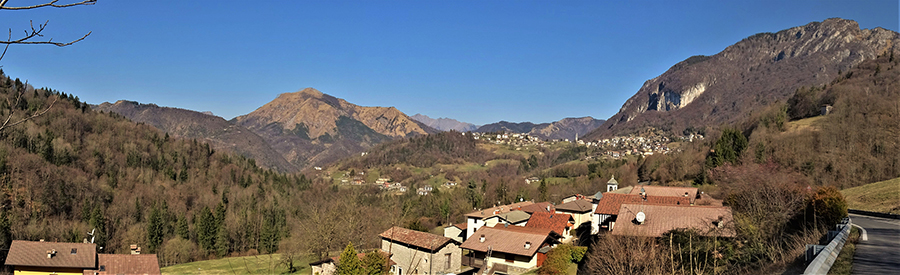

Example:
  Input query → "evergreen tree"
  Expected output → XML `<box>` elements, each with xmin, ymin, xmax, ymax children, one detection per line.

<box><xmin>214</xmin><ymin>222</ymin><xmax>229</xmax><ymax>257</ymax></box>
<box><xmin>175</xmin><ymin>215</ymin><xmax>190</xmax><ymax>240</ymax></box>
<box><xmin>336</xmin><ymin>242</ymin><xmax>363</xmax><ymax>275</ymax></box>
<box><xmin>362</xmin><ymin>251</ymin><xmax>389</xmax><ymax>275</ymax></box>
<box><xmin>195</xmin><ymin>206</ymin><xmax>216</xmax><ymax>251</ymax></box>
<box><xmin>539</xmin><ymin>179</ymin><xmax>549</xmax><ymax>202</ymax></box>
<box><xmin>146</xmin><ymin>204</ymin><xmax>165</xmax><ymax>253</ymax></box>
<box><xmin>705</xmin><ymin>128</ymin><xmax>748</xmax><ymax>168</ymax></box>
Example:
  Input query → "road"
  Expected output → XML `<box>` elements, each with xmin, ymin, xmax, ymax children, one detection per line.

<box><xmin>850</xmin><ymin>214</ymin><xmax>900</xmax><ymax>275</ymax></box>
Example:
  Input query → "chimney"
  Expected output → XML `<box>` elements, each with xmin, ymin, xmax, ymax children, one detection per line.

<box><xmin>480</xmin><ymin>235</ymin><xmax>485</xmax><ymax>243</ymax></box>
<box><xmin>524</xmin><ymin>242</ymin><xmax>531</xmax><ymax>250</ymax></box>
<box><xmin>47</xmin><ymin>249</ymin><xmax>56</xmax><ymax>259</ymax></box>
<box><xmin>130</xmin><ymin>244</ymin><xmax>141</xmax><ymax>255</ymax></box>
<box><xmin>684</xmin><ymin>192</ymin><xmax>689</xmax><ymax>197</ymax></box>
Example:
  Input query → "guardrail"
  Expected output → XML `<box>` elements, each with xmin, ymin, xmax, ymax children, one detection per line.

<box><xmin>849</xmin><ymin>209</ymin><xmax>900</xmax><ymax>219</ymax></box>
<box><xmin>803</xmin><ymin>218</ymin><xmax>851</xmax><ymax>275</ymax></box>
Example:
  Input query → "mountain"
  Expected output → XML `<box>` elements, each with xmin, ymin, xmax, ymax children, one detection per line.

<box><xmin>476</xmin><ymin>117</ymin><xmax>605</xmax><ymax>141</ymax></box>
<box><xmin>93</xmin><ymin>100</ymin><xmax>298</xmax><ymax>172</ymax></box>
<box><xmin>530</xmin><ymin>117</ymin><xmax>606</xmax><ymax>141</ymax></box>
<box><xmin>233</xmin><ymin>88</ymin><xmax>439</xmax><ymax>169</ymax></box>
<box><xmin>410</xmin><ymin>113</ymin><xmax>478</xmax><ymax>132</ymax></box>
<box><xmin>586</xmin><ymin>18</ymin><xmax>899</xmax><ymax>139</ymax></box>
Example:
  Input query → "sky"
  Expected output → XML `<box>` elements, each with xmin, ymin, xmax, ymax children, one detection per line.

<box><xmin>0</xmin><ymin>1</ymin><xmax>897</xmax><ymax>125</ymax></box>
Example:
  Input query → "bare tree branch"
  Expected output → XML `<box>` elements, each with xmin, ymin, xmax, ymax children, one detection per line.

<box><xmin>1</xmin><ymin>20</ymin><xmax>91</xmax><ymax>46</ymax></box>
<box><xmin>0</xmin><ymin>81</ymin><xmax>58</xmax><ymax>132</ymax></box>
<box><xmin>0</xmin><ymin>0</ymin><xmax>96</xmax><ymax>10</ymax></box>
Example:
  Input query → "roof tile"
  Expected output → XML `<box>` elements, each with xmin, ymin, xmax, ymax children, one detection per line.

<box><xmin>611</xmin><ymin>204</ymin><xmax>735</xmax><ymax>237</ymax></box>
<box><xmin>5</xmin><ymin>240</ymin><xmax>96</xmax><ymax>269</ymax></box>
<box><xmin>380</xmin><ymin>227</ymin><xmax>458</xmax><ymax>251</ymax></box>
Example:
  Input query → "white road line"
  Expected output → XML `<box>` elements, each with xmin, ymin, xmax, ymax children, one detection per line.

<box><xmin>851</xmin><ymin>223</ymin><xmax>868</xmax><ymax>241</ymax></box>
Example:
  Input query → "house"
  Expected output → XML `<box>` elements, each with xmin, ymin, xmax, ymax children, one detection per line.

<box><xmin>91</xmin><ymin>254</ymin><xmax>161</xmax><ymax>275</ymax></box>
<box><xmin>309</xmin><ymin>251</ymin><xmax>395</xmax><ymax>275</ymax></box>
<box><xmin>554</xmin><ymin>199</ymin><xmax>594</xmax><ymax>233</ymax></box>
<box><xmin>465</xmin><ymin>201</ymin><xmax>535</xmax><ymax>239</ymax></box>
<box><xmin>525</xmin><ymin>212</ymin><xmax>575</xmax><ymax>242</ymax></box>
<box><xmin>444</xmin><ymin>223</ymin><xmax>467</xmax><ymax>243</ymax></box>
<box><xmin>460</xmin><ymin>226</ymin><xmax>560</xmax><ymax>275</ymax></box>
<box><xmin>5</xmin><ymin>241</ymin><xmax>160</xmax><ymax>275</ymax></box>
<box><xmin>518</xmin><ymin>202</ymin><xmax>554</xmax><ymax>215</ymax></box>
<box><xmin>611</xmin><ymin>204</ymin><xmax>735</xmax><ymax>237</ymax></box>
<box><xmin>380</xmin><ymin>226</ymin><xmax>462</xmax><ymax>275</ymax></box>
<box><xmin>483</xmin><ymin>210</ymin><xmax>531</xmax><ymax>228</ymax></box>
<box><xmin>4</xmin><ymin>240</ymin><xmax>97</xmax><ymax>275</ymax></box>
<box><xmin>591</xmin><ymin>193</ymin><xmax>690</xmax><ymax>234</ymax></box>
<box><xmin>628</xmin><ymin>185</ymin><xmax>699</xmax><ymax>204</ymax></box>
<box><xmin>524</xmin><ymin>177</ymin><xmax>540</xmax><ymax>184</ymax></box>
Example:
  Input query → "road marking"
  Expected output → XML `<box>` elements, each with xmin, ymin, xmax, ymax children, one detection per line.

<box><xmin>851</xmin><ymin>223</ymin><xmax>868</xmax><ymax>241</ymax></box>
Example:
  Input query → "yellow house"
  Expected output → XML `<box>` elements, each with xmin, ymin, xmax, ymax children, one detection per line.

<box><xmin>4</xmin><ymin>240</ymin><xmax>97</xmax><ymax>275</ymax></box>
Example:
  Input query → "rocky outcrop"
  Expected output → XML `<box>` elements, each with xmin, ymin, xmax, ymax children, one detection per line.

<box><xmin>587</xmin><ymin>18</ymin><xmax>899</xmax><ymax>139</ymax></box>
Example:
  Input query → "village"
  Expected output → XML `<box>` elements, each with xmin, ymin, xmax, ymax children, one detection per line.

<box><xmin>311</xmin><ymin>176</ymin><xmax>733</xmax><ymax>275</ymax></box>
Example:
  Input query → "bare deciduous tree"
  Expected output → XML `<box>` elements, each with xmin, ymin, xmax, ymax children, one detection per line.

<box><xmin>1</xmin><ymin>0</ymin><xmax>96</xmax><ymax>60</ymax></box>
<box><xmin>0</xmin><ymin>0</ymin><xmax>93</xmax><ymax>131</ymax></box>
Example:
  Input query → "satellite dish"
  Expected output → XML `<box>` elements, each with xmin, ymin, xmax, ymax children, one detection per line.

<box><xmin>635</xmin><ymin>212</ymin><xmax>646</xmax><ymax>224</ymax></box>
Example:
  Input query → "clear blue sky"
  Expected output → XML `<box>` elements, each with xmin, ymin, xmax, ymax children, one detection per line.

<box><xmin>1</xmin><ymin>1</ymin><xmax>897</xmax><ymax>125</ymax></box>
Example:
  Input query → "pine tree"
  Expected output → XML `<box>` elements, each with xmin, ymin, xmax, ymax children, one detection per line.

<box><xmin>215</xmin><ymin>222</ymin><xmax>229</xmax><ymax>257</ymax></box>
<box><xmin>175</xmin><ymin>215</ymin><xmax>190</xmax><ymax>240</ymax></box>
<box><xmin>362</xmin><ymin>251</ymin><xmax>389</xmax><ymax>275</ymax></box>
<box><xmin>146</xmin><ymin>204</ymin><xmax>165</xmax><ymax>253</ymax></box>
<box><xmin>336</xmin><ymin>242</ymin><xmax>363</xmax><ymax>275</ymax></box>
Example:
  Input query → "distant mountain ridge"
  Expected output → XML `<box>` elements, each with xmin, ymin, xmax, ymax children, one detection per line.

<box><xmin>586</xmin><ymin>18</ymin><xmax>899</xmax><ymax>139</ymax></box>
<box><xmin>476</xmin><ymin>117</ymin><xmax>605</xmax><ymax>141</ymax></box>
<box><xmin>93</xmin><ymin>100</ymin><xmax>298</xmax><ymax>172</ymax></box>
<box><xmin>410</xmin><ymin>114</ymin><xmax>478</xmax><ymax>132</ymax></box>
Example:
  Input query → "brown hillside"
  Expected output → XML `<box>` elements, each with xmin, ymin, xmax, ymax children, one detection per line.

<box><xmin>93</xmin><ymin>101</ymin><xmax>297</xmax><ymax>173</ymax></box>
<box><xmin>587</xmin><ymin>18</ymin><xmax>898</xmax><ymax>139</ymax></box>
<box><xmin>233</xmin><ymin>88</ymin><xmax>438</xmax><ymax>169</ymax></box>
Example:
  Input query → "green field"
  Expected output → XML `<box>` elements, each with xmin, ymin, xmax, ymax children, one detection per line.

<box><xmin>841</xmin><ymin>177</ymin><xmax>900</xmax><ymax>214</ymax></box>
<box><xmin>161</xmin><ymin>254</ymin><xmax>310</xmax><ymax>275</ymax></box>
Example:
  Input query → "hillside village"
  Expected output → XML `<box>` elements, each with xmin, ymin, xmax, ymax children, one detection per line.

<box><xmin>311</xmin><ymin>177</ymin><xmax>733</xmax><ymax>275</ymax></box>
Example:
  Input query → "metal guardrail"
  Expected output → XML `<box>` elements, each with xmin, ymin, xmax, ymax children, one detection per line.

<box><xmin>803</xmin><ymin>218</ymin><xmax>851</xmax><ymax>275</ymax></box>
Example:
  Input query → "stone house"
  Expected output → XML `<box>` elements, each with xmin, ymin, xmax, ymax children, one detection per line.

<box><xmin>460</xmin><ymin>226</ymin><xmax>560</xmax><ymax>275</ymax></box>
<box><xmin>380</xmin><ymin>226</ymin><xmax>461</xmax><ymax>275</ymax></box>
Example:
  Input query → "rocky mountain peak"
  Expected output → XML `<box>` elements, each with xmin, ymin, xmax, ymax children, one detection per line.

<box><xmin>587</xmin><ymin>18</ymin><xmax>899</xmax><ymax>139</ymax></box>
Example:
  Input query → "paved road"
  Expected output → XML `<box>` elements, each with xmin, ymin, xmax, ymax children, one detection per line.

<box><xmin>850</xmin><ymin>214</ymin><xmax>900</xmax><ymax>275</ymax></box>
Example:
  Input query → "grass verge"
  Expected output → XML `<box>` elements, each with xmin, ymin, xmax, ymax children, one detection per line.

<box><xmin>827</xmin><ymin>226</ymin><xmax>860</xmax><ymax>275</ymax></box>
<box><xmin>841</xmin><ymin>177</ymin><xmax>900</xmax><ymax>214</ymax></box>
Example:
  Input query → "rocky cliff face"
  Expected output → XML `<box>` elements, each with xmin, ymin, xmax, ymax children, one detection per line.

<box><xmin>233</xmin><ymin>88</ymin><xmax>438</xmax><ymax>169</ymax></box>
<box><xmin>587</xmin><ymin>18</ymin><xmax>899</xmax><ymax>139</ymax></box>
<box><xmin>93</xmin><ymin>100</ymin><xmax>298</xmax><ymax>172</ymax></box>
<box><xmin>410</xmin><ymin>114</ymin><xmax>478</xmax><ymax>132</ymax></box>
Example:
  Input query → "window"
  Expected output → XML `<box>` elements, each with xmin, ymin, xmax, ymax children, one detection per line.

<box><xmin>505</xmin><ymin>253</ymin><xmax>515</xmax><ymax>263</ymax></box>
<box><xmin>445</xmin><ymin>253</ymin><xmax>452</xmax><ymax>269</ymax></box>
<box><xmin>71</xmin><ymin>248</ymin><xmax>77</xmax><ymax>254</ymax></box>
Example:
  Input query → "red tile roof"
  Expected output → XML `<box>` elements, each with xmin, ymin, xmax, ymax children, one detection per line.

<box><xmin>460</xmin><ymin>226</ymin><xmax>556</xmax><ymax>257</ymax></box>
<box><xmin>379</xmin><ymin>226</ymin><xmax>458</xmax><ymax>251</ymax></box>
<box><xmin>628</xmin><ymin>185</ymin><xmax>698</xmax><ymax>200</ymax></box>
<box><xmin>594</xmin><ymin>193</ymin><xmax>690</xmax><ymax>215</ymax></box>
<box><xmin>5</xmin><ymin>240</ymin><xmax>96</xmax><ymax>269</ymax></box>
<box><xmin>452</xmin><ymin>223</ymin><xmax>467</xmax><ymax>230</ymax></box>
<box><xmin>611</xmin><ymin>204</ymin><xmax>735</xmax><ymax>237</ymax></box>
<box><xmin>88</xmin><ymin>254</ymin><xmax>160</xmax><ymax>275</ymax></box>
<box><xmin>555</xmin><ymin>199</ymin><xmax>593</xmax><ymax>213</ymax></box>
<box><xmin>465</xmin><ymin>201</ymin><xmax>535</xmax><ymax>219</ymax></box>
<box><xmin>525</xmin><ymin>212</ymin><xmax>572</xmax><ymax>236</ymax></box>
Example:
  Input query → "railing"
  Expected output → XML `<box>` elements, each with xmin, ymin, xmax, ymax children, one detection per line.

<box><xmin>803</xmin><ymin>218</ymin><xmax>851</xmax><ymax>275</ymax></box>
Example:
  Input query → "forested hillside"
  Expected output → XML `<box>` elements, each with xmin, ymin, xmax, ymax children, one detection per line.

<box><xmin>0</xmin><ymin>71</ymin><xmax>316</xmax><ymax>265</ymax></box>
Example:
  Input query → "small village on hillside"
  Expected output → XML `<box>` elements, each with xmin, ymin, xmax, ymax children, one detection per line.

<box><xmin>311</xmin><ymin>177</ymin><xmax>732</xmax><ymax>275</ymax></box>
